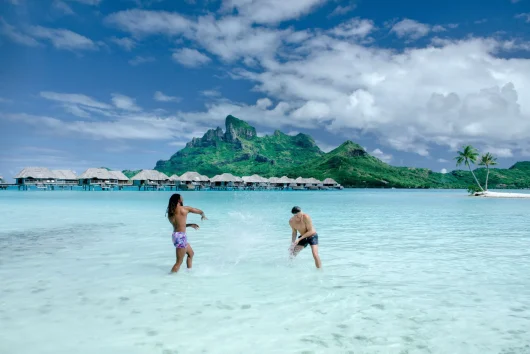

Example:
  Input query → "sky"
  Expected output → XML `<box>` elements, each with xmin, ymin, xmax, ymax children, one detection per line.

<box><xmin>0</xmin><ymin>0</ymin><xmax>529</xmax><ymax>181</ymax></box>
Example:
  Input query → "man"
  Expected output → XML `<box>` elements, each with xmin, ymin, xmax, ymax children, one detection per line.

<box><xmin>289</xmin><ymin>206</ymin><xmax>322</xmax><ymax>268</ymax></box>
<box><xmin>166</xmin><ymin>193</ymin><xmax>207</xmax><ymax>273</ymax></box>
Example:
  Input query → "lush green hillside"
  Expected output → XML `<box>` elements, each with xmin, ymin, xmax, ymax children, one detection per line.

<box><xmin>153</xmin><ymin>115</ymin><xmax>530</xmax><ymax>189</ymax></box>
<box><xmin>155</xmin><ymin>115</ymin><xmax>323</xmax><ymax>176</ymax></box>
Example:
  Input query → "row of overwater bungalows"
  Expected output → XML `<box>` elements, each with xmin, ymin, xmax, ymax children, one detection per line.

<box><xmin>10</xmin><ymin>167</ymin><xmax>343</xmax><ymax>190</ymax></box>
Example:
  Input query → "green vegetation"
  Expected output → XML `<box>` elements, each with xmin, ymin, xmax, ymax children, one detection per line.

<box><xmin>455</xmin><ymin>145</ymin><xmax>483</xmax><ymax>191</ymax></box>
<box><xmin>478</xmin><ymin>152</ymin><xmax>497</xmax><ymax>190</ymax></box>
<box><xmin>153</xmin><ymin>115</ymin><xmax>530</xmax><ymax>189</ymax></box>
<box><xmin>155</xmin><ymin>115</ymin><xmax>323</xmax><ymax>177</ymax></box>
<box><xmin>122</xmin><ymin>170</ymin><xmax>141</xmax><ymax>178</ymax></box>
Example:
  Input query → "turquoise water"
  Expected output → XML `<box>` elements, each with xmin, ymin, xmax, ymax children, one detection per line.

<box><xmin>0</xmin><ymin>190</ymin><xmax>529</xmax><ymax>354</ymax></box>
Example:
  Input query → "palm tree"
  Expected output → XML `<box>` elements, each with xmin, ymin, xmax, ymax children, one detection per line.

<box><xmin>455</xmin><ymin>145</ymin><xmax>484</xmax><ymax>192</ymax></box>
<box><xmin>479</xmin><ymin>152</ymin><xmax>497</xmax><ymax>191</ymax></box>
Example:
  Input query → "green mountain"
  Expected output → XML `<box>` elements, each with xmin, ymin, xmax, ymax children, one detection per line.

<box><xmin>155</xmin><ymin>115</ymin><xmax>324</xmax><ymax>176</ymax></box>
<box><xmin>154</xmin><ymin>115</ymin><xmax>530</xmax><ymax>189</ymax></box>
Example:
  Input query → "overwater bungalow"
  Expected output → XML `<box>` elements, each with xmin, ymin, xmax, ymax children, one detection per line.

<box><xmin>211</xmin><ymin>173</ymin><xmax>240</xmax><ymax>189</ymax></box>
<box><xmin>305</xmin><ymin>177</ymin><xmax>321</xmax><ymax>190</ymax></box>
<box><xmin>242</xmin><ymin>174</ymin><xmax>268</xmax><ymax>189</ymax></box>
<box><xmin>323</xmin><ymin>178</ymin><xmax>342</xmax><ymax>189</ymax></box>
<box><xmin>52</xmin><ymin>170</ymin><xmax>78</xmax><ymax>186</ymax></box>
<box><xmin>78</xmin><ymin>168</ymin><xmax>118</xmax><ymax>190</ymax></box>
<box><xmin>131</xmin><ymin>170</ymin><xmax>170</xmax><ymax>190</ymax></box>
<box><xmin>179</xmin><ymin>171</ymin><xmax>204</xmax><ymax>190</ymax></box>
<box><xmin>168</xmin><ymin>174</ymin><xmax>180</xmax><ymax>189</ymax></box>
<box><xmin>15</xmin><ymin>167</ymin><xmax>57</xmax><ymax>189</ymax></box>
<box><xmin>109</xmin><ymin>171</ymin><xmax>130</xmax><ymax>187</ymax></box>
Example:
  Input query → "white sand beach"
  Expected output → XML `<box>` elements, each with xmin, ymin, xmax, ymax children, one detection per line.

<box><xmin>477</xmin><ymin>191</ymin><xmax>530</xmax><ymax>198</ymax></box>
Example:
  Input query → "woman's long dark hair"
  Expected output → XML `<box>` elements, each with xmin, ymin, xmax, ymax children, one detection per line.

<box><xmin>166</xmin><ymin>194</ymin><xmax>182</xmax><ymax>218</ymax></box>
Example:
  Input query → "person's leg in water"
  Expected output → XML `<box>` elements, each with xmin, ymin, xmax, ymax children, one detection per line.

<box><xmin>186</xmin><ymin>243</ymin><xmax>195</xmax><ymax>269</ymax></box>
<box><xmin>171</xmin><ymin>247</ymin><xmax>187</xmax><ymax>273</ymax></box>
<box><xmin>310</xmin><ymin>244</ymin><xmax>322</xmax><ymax>268</ymax></box>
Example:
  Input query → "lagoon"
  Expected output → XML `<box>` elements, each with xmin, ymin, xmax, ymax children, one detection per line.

<box><xmin>0</xmin><ymin>190</ymin><xmax>529</xmax><ymax>354</ymax></box>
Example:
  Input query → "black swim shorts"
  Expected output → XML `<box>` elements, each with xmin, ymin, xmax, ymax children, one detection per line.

<box><xmin>298</xmin><ymin>233</ymin><xmax>318</xmax><ymax>247</ymax></box>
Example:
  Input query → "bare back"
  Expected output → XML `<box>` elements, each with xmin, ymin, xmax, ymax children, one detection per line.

<box><xmin>168</xmin><ymin>205</ymin><xmax>190</xmax><ymax>232</ymax></box>
<box><xmin>289</xmin><ymin>213</ymin><xmax>316</xmax><ymax>235</ymax></box>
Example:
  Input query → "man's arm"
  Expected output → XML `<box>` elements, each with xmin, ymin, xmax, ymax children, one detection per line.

<box><xmin>297</xmin><ymin>214</ymin><xmax>316</xmax><ymax>240</ymax></box>
<box><xmin>185</xmin><ymin>206</ymin><xmax>207</xmax><ymax>220</ymax></box>
<box><xmin>186</xmin><ymin>223</ymin><xmax>199</xmax><ymax>230</ymax></box>
<box><xmin>291</xmin><ymin>226</ymin><xmax>298</xmax><ymax>243</ymax></box>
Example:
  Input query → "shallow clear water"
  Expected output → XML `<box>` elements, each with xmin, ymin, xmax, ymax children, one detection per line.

<box><xmin>0</xmin><ymin>190</ymin><xmax>529</xmax><ymax>354</ymax></box>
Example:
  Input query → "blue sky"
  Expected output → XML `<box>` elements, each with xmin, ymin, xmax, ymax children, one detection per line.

<box><xmin>1</xmin><ymin>0</ymin><xmax>529</xmax><ymax>180</ymax></box>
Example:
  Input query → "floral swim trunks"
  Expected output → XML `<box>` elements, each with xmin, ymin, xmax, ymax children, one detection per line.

<box><xmin>172</xmin><ymin>232</ymin><xmax>188</xmax><ymax>249</ymax></box>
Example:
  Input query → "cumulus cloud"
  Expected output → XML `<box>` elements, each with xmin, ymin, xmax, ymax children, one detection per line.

<box><xmin>371</xmin><ymin>148</ymin><xmax>393</xmax><ymax>163</ymax></box>
<box><xmin>154</xmin><ymin>91</ymin><xmax>181</xmax><ymax>102</ymax></box>
<box><xmin>391</xmin><ymin>19</ymin><xmax>430</xmax><ymax>40</ymax></box>
<box><xmin>172</xmin><ymin>48</ymin><xmax>211</xmax><ymax>67</ymax></box>
<box><xmin>110</xmin><ymin>36</ymin><xmax>136</xmax><ymax>51</ymax></box>
<box><xmin>111</xmin><ymin>93</ymin><xmax>141</xmax><ymax>111</ymax></box>
<box><xmin>328</xmin><ymin>4</ymin><xmax>356</xmax><ymax>17</ymax></box>
<box><xmin>29</xmin><ymin>26</ymin><xmax>97</xmax><ymax>51</ymax></box>
<box><xmin>484</xmin><ymin>147</ymin><xmax>513</xmax><ymax>158</ymax></box>
<box><xmin>220</xmin><ymin>0</ymin><xmax>327</xmax><ymax>24</ymax></box>
<box><xmin>329</xmin><ymin>18</ymin><xmax>375</xmax><ymax>38</ymax></box>
<box><xmin>441</xmin><ymin>168</ymin><xmax>448</xmax><ymax>174</ymax></box>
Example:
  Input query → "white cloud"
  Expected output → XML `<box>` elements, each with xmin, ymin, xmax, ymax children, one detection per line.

<box><xmin>474</xmin><ymin>19</ymin><xmax>488</xmax><ymax>24</ymax></box>
<box><xmin>29</xmin><ymin>26</ymin><xmax>97</xmax><ymax>51</ymax></box>
<box><xmin>52</xmin><ymin>0</ymin><xmax>75</xmax><ymax>15</ymax></box>
<box><xmin>40</xmin><ymin>91</ymin><xmax>112</xmax><ymax>109</ymax></box>
<box><xmin>220</xmin><ymin>0</ymin><xmax>327</xmax><ymax>24</ymax></box>
<box><xmin>201</xmin><ymin>90</ymin><xmax>221</xmax><ymax>97</ymax></box>
<box><xmin>105</xmin><ymin>9</ymin><xmax>192</xmax><ymax>36</ymax></box>
<box><xmin>329</xmin><ymin>18</ymin><xmax>375</xmax><ymax>38</ymax></box>
<box><xmin>110</xmin><ymin>36</ymin><xmax>136</xmax><ymax>51</ymax></box>
<box><xmin>437</xmin><ymin>158</ymin><xmax>449</xmax><ymax>163</ymax></box>
<box><xmin>432</xmin><ymin>25</ymin><xmax>446</xmax><ymax>32</ymax></box>
<box><xmin>64</xmin><ymin>0</ymin><xmax>102</xmax><ymax>5</ymax></box>
<box><xmin>391</xmin><ymin>19</ymin><xmax>430</xmax><ymax>40</ymax></box>
<box><xmin>172</xmin><ymin>48</ymin><xmax>211</xmax><ymax>67</ymax></box>
<box><xmin>0</xmin><ymin>19</ymin><xmax>40</xmax><ymax>47</ymax></box>
<box><xmin>154</xmin><ymin>91</ymin><xmax>181</xmax><ymax>102</ymax></box>
<box><xmin>328</xmin><ymin>4</ymin><xmax>356</xmax><ymax>17</ymax></box>
<box><xmin>371</xmin><ymin>148</ymin><xmax>393</xmax><ymax>163</ymax></box>
<box><xmin>111</xmin><ymin>93</ymin><xmax>141</xmax><ymax>111</ymax></box>
<box><xmin>316</xmin><ymin>141</ymin><xmax>339</xmax><ymax>152</ymax></box>
<box><xmin>484</xmin><ymin>147</ymin><xmax>513</xmax><ymax>158</ymax></box>
<box><xmin>441</xmin><ymin>168</ymin><xmax>448</xmax><ymax>174</ymax></box>
<box><xmin>515</xmin><ymin>13</ymin><xmax>530</xmax><ymax>23</ymax></box>
<box><xmin>129</xmin><ymin>56</ymin><xmax>155</xmax><ymax>66</ymax></box>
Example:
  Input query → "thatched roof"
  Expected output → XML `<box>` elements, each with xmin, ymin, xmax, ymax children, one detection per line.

<box><xmin>15</xmin><ymin>167</ymin><xmax>56</xmax><ymax>179</ymax></box>
<box><xmin>323</xmin><ymin>178</ymin><xmax>338</xmax><ymax>185</ymax></box>
<box><xmin>211</xmin><ymin>173</ymin><xmax>240</xmax><ymax>182</ymax></box>
<box><xmin>278</xmin><ymin>176</ymin><xmax>292</xmax><ymax>183</ymax></box>
<box><xmin>169</xmin><ymin>174</ymin><xmax>180</xmax><ymax>182</ymax></box>
<box><xmin>295</xmin><ymin>177</ymin><xmax>305</xmax><ymax>183</ymax></box>
<box><xmin>179</xmin><ymin>171</ymin><xmax>203</xmax><ymax>182</ymax></box>
<box><xmin>242</xmin><ymin>174</ymin><xmax>267</xmax><ymax>183</ymax></box>
<box><xmin>78</xmin><ymin>168</ymin><xmax>114</xmax><ymax>180</ymax></box>
<box><xmin>268</xmin><ymin>177</ymin><xmax>280</xmax><ymax>183</ymax></box>
<box><xmin>200</xmin><ymin>175</ymin><xmax>210</xmax><ymax>182</ymax></box>
<box><xmin>131</xmin><ymin>170</ymin><xmax>169</xmax><ymax>181</ymax></box>
<box><xmin>306</xmin><ymin>177</ymin><xmax>321</xmax><ymax>184</ymax></box>
<box><xmin>109</xmin><ymin>171</ymin><xmax>129</xmax><ymax>181</ymax></box>
<box><xmin>52</xmin><ymin>170</ymin><xmax>77</xmax><ymax>180</ymax></box>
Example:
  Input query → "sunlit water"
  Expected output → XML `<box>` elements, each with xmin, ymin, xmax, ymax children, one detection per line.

<box><xmin>0</xmin><ymin>190</ymin><xmax>529</xmax><ymax>354</ymax></box>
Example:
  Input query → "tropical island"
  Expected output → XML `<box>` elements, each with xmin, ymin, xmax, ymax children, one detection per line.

<box><xmin>152</xmin><ymin>115</ymin><xmax>530</xmax><ymax>191</ymax></box>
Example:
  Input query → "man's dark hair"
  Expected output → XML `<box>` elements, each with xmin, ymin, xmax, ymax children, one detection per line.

<box><xmin>291</xmin><ymin>206</ymin><xmax>301</xmax><ymax>214</ymax></box>
<box><xmin>166</xmin><ymin>194</ymin><xmax>182</xmax><ymax>218</ymax></box>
